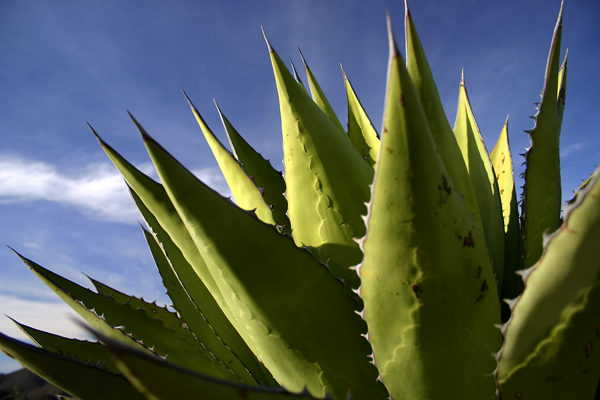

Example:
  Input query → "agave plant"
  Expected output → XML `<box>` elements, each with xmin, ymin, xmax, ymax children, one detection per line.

<box><xmin>1</xmin><ymin>1</ymin><xmax>598</xmax><ymax>399</ymax></box>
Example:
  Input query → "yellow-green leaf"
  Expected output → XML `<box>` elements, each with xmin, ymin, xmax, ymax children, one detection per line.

<box><xmin>453</xmin><ymin>74</ymin><xmax>506</xmax><ymax>291</ymax></box>
<box><xmin>298</xmin><ymin>47</ymin><xmax>345</xmax><ymax>133</ymax></box>
<box><xmin>184</xmin><ymin>91</ymin><xmax>276</xmax><ymax>226</ymax></box>
<box><xmin>0</xmin><ymin>332</ymin><xmax>146</xmax><ymax>400</ymax></box>
<box><xmin>142</xmin><ymin>128</ymin><xmax>387</xmax><ymax>400</ymax></box>
<box><xmin>265</xmin><ymin>31</ymin><xmax>373</xmax><ymax>292</ymax></box>
<box><xmin>490</xmin><ymin>119</ymin><xmax>524</xmax><ymax>314</ymax></box>
<box><xmin>498</xmin><ymin>166</ymin><xmax>600</xmax><ymax>399</ymax></box>
<box><xmin>522</xmin><ymin>3</ymin><xmax>564</xmax><ymax>269</ymax></box>
<box><xmin>343</xmin><ymin>65</ymin><xmax>380</xmax><ymax>169</ymax></box>
<box><xmin>359</xmin><ymin>19</ymin><xmax>501</xmax><ymax>400</ymax></box>
<box><xmin>405</xmin><ymin>2</ymin><xmax>483</xmax><ymax>232</ymax></box>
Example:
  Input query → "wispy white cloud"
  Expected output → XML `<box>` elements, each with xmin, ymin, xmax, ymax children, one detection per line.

<box><xmin>0</xmin><ymin>155</ymin><xmax>140</xmax><ymax>224</ymax></box>
<box><xmin>0</xmin><ymin>155</ymin><xmax>232</xmax><ymax>224</ymax></box>
<box><xmin>0</xmin><ymin>295</ymin><xmax>86</xmax><ymax>342</ymax></box>
<box><xmin>560</xmin><ymin>142</ymin><xmax>585</xmax><ymax>158</ymax></box>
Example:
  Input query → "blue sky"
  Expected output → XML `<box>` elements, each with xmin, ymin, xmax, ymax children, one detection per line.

<box><xmin>1</xmin><ymin>1</ymin><xmax>598</xmax><ymax>373</ymax></box>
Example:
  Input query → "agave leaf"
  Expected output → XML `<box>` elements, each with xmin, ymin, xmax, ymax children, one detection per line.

<box><xmin>0</xmin><ymin>332</ymin><xmax>146</xmax><ymax>400</ymax></box>
<box><xmin>358</xmin><ymin>19</ymin><xmax>501</xmax><ymax>400</ymax></box>
<box><xmin>453</xmin><ymin>74</ymin><xmax>506</xmax><ymax>292</ymax></box>
<box><xmin>490</xmin><ymin>119</ymin><xmax>518</xmax><ymax>242</ymax></box>
<box><xmin>183</xmin><ymin>91</ymin><xmax>276</xmax><ymax>227</ymax></box>
<box><xmin>290</xmin><ymin>58</ymin><xmax>309</xmax><ymax>94</ymax></box>
<box><xmin>131</xmin><ymin>188</ymin><xmax>272</xmax><ymax>386</ymax></box>
<box><xmin>136</xmin><ymin>220</ymin><xmax>262</xmax><ymax>385</ymax></box>
<box><xmin>86</xmin><ymin>277</ymin><xmax>248</xmax><ymax>383</ymax></box>
<box><xmin>215</xmin><ymin>101</ymin><xmax>291</xmax><ymax>232</ymax></box>
<box><xmin>11</xmin><ymin>318</ymin><xmax>119</xmax><ymax>373</ymax></box>
<box><xmin>265</xmin><ymin>31</ymin><xmax>373</xmax><ymax>291</ymax></box>
<box><xmin>343</xmin><ymin>65</ymin><xmax>380</xmax><ymax>169</ymax></box>
<box><xmin>12</xmin><ymin>250</ymin><xmax>238</xmax><ymax>381</ymax></box>
<box><xmin>570</xmin><ymin>171</ymin><xmax>596</xmax><ymax>204</ymax></box>
<box><xmin>92</xmin><ymin>126</ymin><xmax>227</xmax><ymax>311</ymax></box>
<box><xmin>141</xmin><ymin>127</ymin><xmax>388</xmax><ymax>400</ymax></box>
<box><xmin>404</xmin><ymin>1</ymin><xmax>483</xmax><ymax>232</ymax></box>
<box><xmin>490</xmin><ymin>119</ymin><xmax>524</xmax><ymax>318</ymax></box>
<box><xmin>557</xmin><ymin>50</ymin><xmax>568</xmax><ymax>145</ymax></box>
<box><xmin>498</xmin><ymin>166</ymin><xmax>600</xmax><ymax>399</ymax></box>
<box><xmin>522</xmin><ymin>3</ymin><xmax>564</xmax><ymax>269</ymax></box>
<box><xmin>298</xmin><ymin>47</ymin><xmax>346</xmax><ymax>133</ymax></box>
<box><xmin>93</xmin><ymin>126</ymin><xmax>262</xmax><ymax>379</ymax></box>
<box><xmin>9</xmin><ymin>249</ymin><xmax>145</xmax><ymax>350</ymax></box>
<box><xmin>95</xmin><ymin>331</ymin><xmax>325</xmax><ymax>400</ymax></box>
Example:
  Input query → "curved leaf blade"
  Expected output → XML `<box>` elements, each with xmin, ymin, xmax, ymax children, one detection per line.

<box><xmin>265</xmin><ymin>32</ymin><xmax>373</xmax><ymax>291</ymax></box>
<box><xmin>289</xmin><ymin>58</ymin><xmax>309</xmax><ymax>94</ymax></box>
<box><xmin>97</xmin><ymin>332</ymin><xmax>325</xmax><ymax>400</ymax></box>
<box><xmin>215</xmin><ymin>102</ymin><xmax>291</xmax><ymax>232</ymax></box>
<box><xmin>183</xmin><ymin>91</ymin><xmax>276</xmax><ymax>227</ymax></box>
<box><xmin>141</xmin><ymin>129</ymin><xmax>388</xmax><ymax>400</ymax></box>
<box><xmin>343</xmin><ymin>66</ymin><xmax>380</xmax><ymax>169</ymax></box>
<box><xmin>298</xmin><ymin>47</ymin><xmax>345</xmax><ymax>133</ymax></box>
<box><xmin>13</xmin><ymin>251</ymin><xmax>237</xmax><ymax>381</ymax></box>
<box><xmin>522</xmin><ymin>3</ymin><xmax>564</xmax><ymax>269</ymax></box>
<box><xmin>405</xmin><ymin>2</ymin><xmax>483</xmax><ymax>232</ymax></box>
<box><xmin>94</xmin><ymin>127</ymin><xmax>263</xmax><ymax>380</ymax></box>
<box><xmin>12</xmin><ymin>318</ymin><xmax>119</xmax><ymax>373</ymax></box>
<box><xmin>136</xmin><ymin>221</ymin><xmax>261</xmax><ymax>385</ymax></box>
<box><xmin>498</xmin><ymin>166</ymin><xmax>600</xmax><ymax>399</ymax></box>
<box><xmin>358</xmin><ymin>20</ymin><xmax>501</xmax><ymax>400</ymax></box>
<box><xmin>490</xmin><ymin>119</ymin><xmax>524</xmax><ymax>317</ymax></box>
<box><xmin>453</xmin><ymin>76</ymin><xmax>506</xmax><ymax>291</ymax></box>
<box><xmin>0</xmin><ymin>332</ymin><xmax>146</xmax><ymax>400</ymax></box>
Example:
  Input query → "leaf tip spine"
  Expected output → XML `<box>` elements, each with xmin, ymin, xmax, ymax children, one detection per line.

<box><xmin>340</xmin><ymin>62</ymin><xmax>347</xmax><ymax>80</ymax></box>
<box><xmin>386</xmin><ymin>11</ymin><xmax>400</xmax><ymax>59</ymax></box>
<box><xmin>127</xmin><ymin>111</ymin><xmax>151</xmax><ymax>142</ymax></box>
<box><xmin>87</xmin><ymin>123</ymin><xmax>105</xmax><ymax>145</ymax></box>
<box><xmin>261</xmin><ymin>26</ymin><xmax>273</xmax><ymax>53</ymax></box>
<box><xmin>297</xmin><ymin>46</ymin><xmax>308</xmax><ymax>69</ymax></box>
<box><xmin>181</xmin><ymin>87</ymin><xmax>196</xmax><ymax>111</ymax></box>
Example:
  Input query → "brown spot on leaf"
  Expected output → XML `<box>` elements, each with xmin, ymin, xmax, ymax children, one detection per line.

<box><xmin>463</xmin><ymin>231</ymin><xmax>475</xmax><ymax>247</ymax></box>
<box><xmin>476</xmin><ymin>266</ymin><xmax>482</xmax><ymax>279</ymax></box>
<box><xmin>584</xmin><ymin>343</ymin><xmax>593</xmax><ymax>359</ymax></box>
<box><xmin>475</xmin><ymin>280</ymin><xmax>488</xmax><ymax>303</ymax></box>
<box><xmin>436</xmin><ymin>176</ymin><xmax>452</xmax><ymax>206</ymax></box>
<box><xmin>400</xmin><ymin>94</ymin><xmax>405</xmax><ymax>107</ymax></box>
<box><xmin>480</xmin><ymin>280</ymin><xmax>489</xmax><ymax>292</ymax></box>
<box><xmin>582</xmin><ymin>366</ymin><xmax>592</xmax><ymax>374</ymax></box>
<box><xmin>515</xmin><ymin>393</ymin><xmax>522</xmax><ymax>399</ymax></box>
<box><xmin>411</xmin><ymin>285</ymin><xmax>422</xmax><ymax>298</ymax></box>
<box><xmin>236</xmin><ymin>388</ymin><xmax>248</xmax><ymax>398</ymax></box>
<box><xmin>437</xmin><ymin>175</ymin><xmax>452</xmax><ymax>198</ymax></box>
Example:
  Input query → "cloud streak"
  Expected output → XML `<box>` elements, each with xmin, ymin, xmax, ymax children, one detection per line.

<box><xmin>0</xmin><ymin>155</ymin><xmax>232</xmax><ymax>224</ymax></box>
<box><xmin>560</xmin><ymin>142</ymin><xmax>585</xmax><ymax>158</ymax></box>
